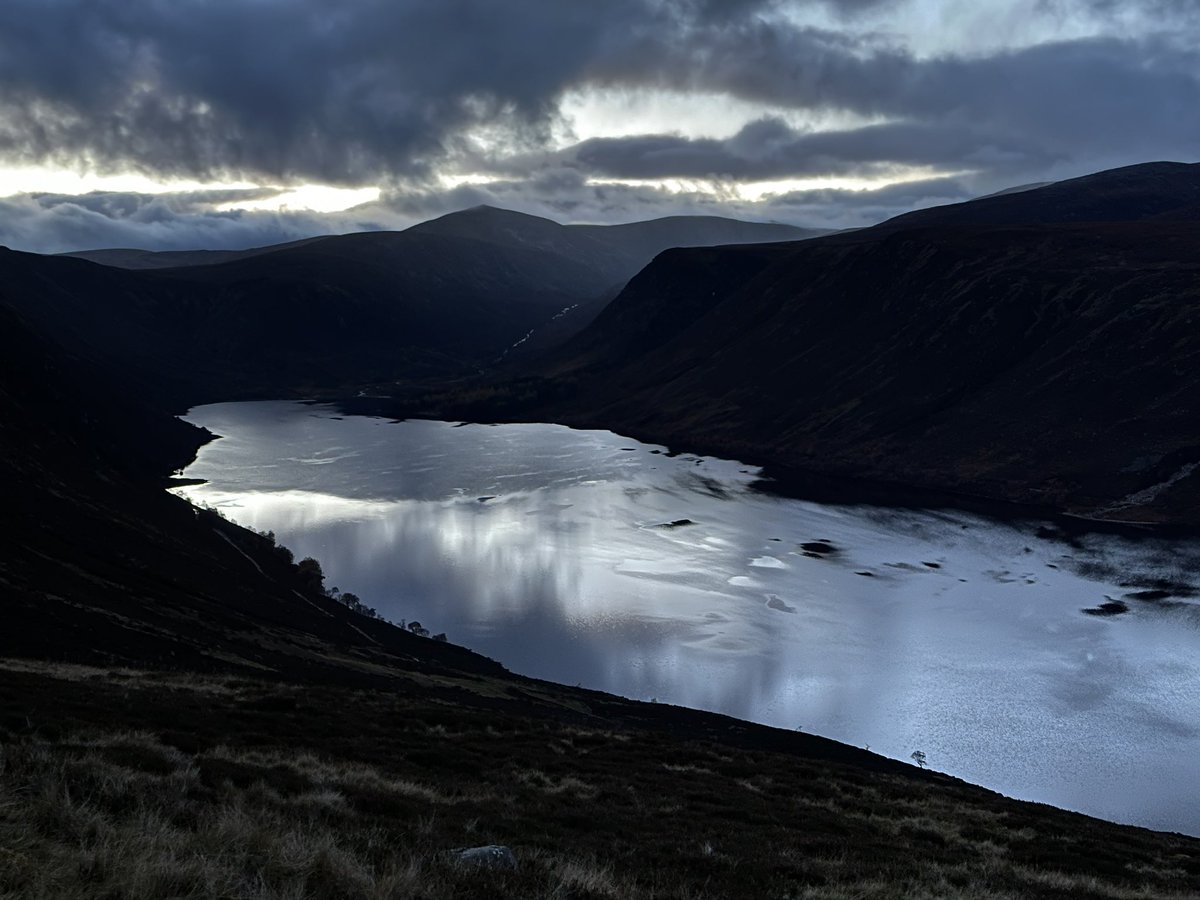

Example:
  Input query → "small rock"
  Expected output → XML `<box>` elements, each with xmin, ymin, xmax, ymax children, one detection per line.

<box><xmin>450</xmin><ymin>845</ymin><xmax>518</xmax><ymax>871</ymax></box>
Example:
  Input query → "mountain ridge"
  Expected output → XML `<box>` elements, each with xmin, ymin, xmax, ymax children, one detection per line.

<box><xmin>882</xmin><ymin>160</ymin><xmax>1200</xmax><ymax>229</ymax></box>
<box><xmin>12</xmin><ymin>209</ymin><xmax>820</xmax><ymax>406</ymax></box>
<box><xmin>391</xmin><ymin>161</ymin><xmax>1200</xmax><ymax>525</ymax></box>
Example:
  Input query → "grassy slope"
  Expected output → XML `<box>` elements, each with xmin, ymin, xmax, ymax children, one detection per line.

<box><xmin>3</xmin><ymin>660</ymin><xmax>1199</xmax><ymax>899</ymax></box>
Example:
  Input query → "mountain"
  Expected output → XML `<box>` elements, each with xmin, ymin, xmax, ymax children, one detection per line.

<box><xmin>882</xmin><ymin>161</ymin><xmax>1200</xmax><ymax>229</ymax></box>
<box><xmin>433</xmin><ymin>162</ymin><xmax>1200</xmax><ymax>524</ymax></box>
<box><xmin>2</xmin><ymin>249</ymin><xmax>1197</xmax><ymax>900</ymax></box>
<box><xmin>60</xmin><ymin>207</ymin><xmax>819</xmax><ymax>276</ymax></box>
<box><xmin>409</xmin><ymin>205</ymin><xmax>823</xmax><ymax>281</ymax></box>
<box><xmin>9</xmin><ymin>208</ymin><xmax>817</xmax><ymax>405</ymax></box>
<box><xmin>56</xmin><ymin>236</ymin><xmax>325</xmax><ymax>269</ymax></box>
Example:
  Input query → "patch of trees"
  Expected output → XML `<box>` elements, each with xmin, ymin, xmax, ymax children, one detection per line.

<box><xmin>326</xmin><ymin>585</ymin><xmax>382</xmax><ymax>621</ymax></box>
<box><xmin>253</xmin><ymin>527</ymin><xmax>448</xmax><ymax>638</ymax></box>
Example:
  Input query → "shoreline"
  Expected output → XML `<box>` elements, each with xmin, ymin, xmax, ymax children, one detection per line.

<box><xmin>330</xmin><ymin>393</ymin><xmax>1200</xmax><ymax>539</ymax></box>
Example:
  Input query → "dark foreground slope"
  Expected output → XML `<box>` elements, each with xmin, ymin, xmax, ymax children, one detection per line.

<box><xmin>6</xmin><ymin>657</ymin><xmax>1200</xmax><ymax>899</ymax></box>
<box><xmin>0</xmin><ymin>302</ymin><xmax>498</xmax><ymax>679</ymax></box>
<box><xmin>449</xmin><ymin>162</ymin><xmax>1200</xmax><ymax>524</ymax></box>
<box><xmin>3</xmin><ymin>271</ymin><xmax>1199</xmax><ymax>897</ymax></box>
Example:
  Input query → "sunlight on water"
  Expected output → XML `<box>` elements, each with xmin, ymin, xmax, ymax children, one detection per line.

<box><xmin>174</xmin><ymin>401</ymin><xmax>1200</xmax><ymax>835</ymax></box>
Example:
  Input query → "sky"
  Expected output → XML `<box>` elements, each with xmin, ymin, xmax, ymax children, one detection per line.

<box><xmin>0</xmin><ymin>0</ymin><xmax>1196</xmax><ymax>253</ymax></box>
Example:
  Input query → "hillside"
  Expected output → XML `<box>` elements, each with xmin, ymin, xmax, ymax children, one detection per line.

<box><xmin>882</xmin><ymin>160</ymin><xmax>1200</xmax><ymax>229</ymax></box>
<box><xmin>57</xmin><ymin>236</ymin><xmax>325</xmax><ymax>270</ymax></box>
<box><xmin>9</xmin><ymin>208</ymin><xmax>816</xmax><ymax>405</ymax></box>
<box><xmin>408</xmin><ymin>205</ymin><xmax>822</xmax><ymax>284</ymax></box>
<box><xmin>3</xmin><ymin>297</ymin><xmax>1198</xmax><ymax>899</ymax></box>
<box><xmin>387</xmin><ymin>162</ymin><xmax>1200</xmax><ymax>525</ymax></box>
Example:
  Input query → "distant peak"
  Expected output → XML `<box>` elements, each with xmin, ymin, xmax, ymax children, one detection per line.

<box><xmin>409</xmin><ymin>205</ymin><xmax>565</xmax><ymax>237</ymax></box>
<box><xmin>457</xmin><ymin>204</ymin><xmax>536</xmax><ymax>218</ymax></box>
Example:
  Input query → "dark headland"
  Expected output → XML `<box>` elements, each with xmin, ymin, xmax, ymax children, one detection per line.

<box><xmin>2</xmin><ymin>181</ymin><xmax>1199</xmax><ymax>897</ymax></box>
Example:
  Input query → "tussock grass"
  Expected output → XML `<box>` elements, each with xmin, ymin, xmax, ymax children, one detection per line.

<box><xmin>1</xmin><ymin>664</ymin><xmax>1198</xmax><ymax>898</ymax></box>
<box><xmin>0</xmin><ymin>657</ymin><xmax>239</xmax><ymax>694</ymax></box>
<box><xmin>0</xmin><ymin>732</ymin><xmax>642</xmax><ymax>899</ymax></box>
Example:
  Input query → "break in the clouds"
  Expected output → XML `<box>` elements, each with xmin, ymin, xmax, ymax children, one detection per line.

<box><xmin>0</xmin><ymin>0</ymin><xmax>1196</xmax><ymax>252</ymax></box>
<box><xmin>0</xmin><ymin>190</ymin><xmax>400</xmax><ymax>255</ymax></box>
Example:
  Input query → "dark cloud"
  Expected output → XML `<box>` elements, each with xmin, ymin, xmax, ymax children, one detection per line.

<box><xmin>0</xmin><ymin>0</ymin><xmax>1196</xmax><ymax>242</ymax></box>
<box><xmin>1</xmin><ymin>1</ymin><xmax>1196</xmax><ymax>192</ymax></box>
<box><xmin>550</xmin><ymin>117</ymin><xmax>1057</xmax><ymax>181</ymax></box>
<box><xmin>591</xmin><ymin>27</ymin><xmax>1200</xmax><ymax>154</ymax></box>
<box><xmin>764</xmin><ymin>175</ymin><xmax>976</xmax><ymax>228</ymax></box>
<box><xmin>552</xmin><ymin>31</ymin><xmax>1197</xmax><ymax>191</ymax></box>
<box><xmin>0</xmin><ymin>0</ymin><xmax>657</xmax><ymax>183</ymax></box>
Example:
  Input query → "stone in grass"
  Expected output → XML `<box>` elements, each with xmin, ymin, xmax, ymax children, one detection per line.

<box><xmin>449</xmin><ymin>845</ymin><xmax>518</xmax><ymax>871</ymax></box>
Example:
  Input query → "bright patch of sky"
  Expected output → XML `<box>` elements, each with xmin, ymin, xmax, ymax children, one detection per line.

<box><xmin>556</xmin><ymin>87</ymin><xmax>888</xmax><ymax>145</ymax></box>
<box><xmin>0</xmin><ymin>165</ymin><xmax>380</xmax><ymax>215</ymax></box>
<box><xmin>590</xmin><ymin>164</ymin><xmax>968</xmax><ymax>201</ymax></box>
<box><xmin>782</xmin><ymin>0</ymin><xmax>1137</xmax><ymax>59</ymax></box>
<box><xmin>0</xmin><ymin>165</ymin><xmax>256</xmax><ymax>199</ymax></box>
<box><xmin>215</xmin><ymin>185</ymin><xmax>381</xmax><ymax>213</ymax></box>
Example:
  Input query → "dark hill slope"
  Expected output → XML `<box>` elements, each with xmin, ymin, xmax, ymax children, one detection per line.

<box><xmin>410</xmin><ymin>205</ymin><xmax>821</xmax><ymax>285</ymax></box>
<box><xmin>349</xmin><ymin>206</ymin><xmax>821</xmax><ymax>356</ymax></box>
<box><xmin>0</xmin><ymin>299</ymin><xmax>500</xmax><ymax>677</ymax></box>
<box><xmin>57</xmin><ymin>236</ymin><xmax>324</xmax><ymax>269</ymax></box>
<box><xmin>884</xmin><ymin>160</ymin><xmax>1200</xmax><ymax>228</ymax></box>
<box><xmin>142</xmin><ymin>228</ymin><xmax>615</xmax><ymax>389</ymax></box>
<box><xmin>14</xmin><ymin>209</ymin><xmax>817</xmax><ymax>403</ymax></box>
<box><xmin>0</xmin><ymin>249</ymin><xmax>206</xmax><ymax>405</ymax></box>
<box><xmin>60</xmin><ymin>206</ymin><xmax>816</xmax><ymax>278</ymax></box>
<box><xmin>2</xmin><ymin>232</ymin><xmax>611</xmax><ymax>403</ymax></box>
<box><xmin>496</xmin><ymin>164</ymin><xmax>1200</xmax><ymax>523</ymax></box>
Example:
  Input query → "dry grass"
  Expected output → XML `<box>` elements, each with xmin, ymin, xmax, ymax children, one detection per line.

<box><xmin>0</xmin><ymin>731</ymin><xmax>647</xmax><ymax>899</ymax></box>
<box><xmin>1</xmin><ymin>663</ymin><xmax>1198</xmax><ymax>898</ymax></box>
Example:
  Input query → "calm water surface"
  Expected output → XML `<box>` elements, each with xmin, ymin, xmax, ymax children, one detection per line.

<box><xmin>174</xmin><ymin>401</ymin><xmax>1200</xmax><ymax>835</ymax></box>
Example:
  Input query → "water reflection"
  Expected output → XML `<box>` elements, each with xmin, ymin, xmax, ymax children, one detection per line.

<box><xmin>175</xmin><ymin>401</ymin><xmax>1200</xmax><ymax>836</ymax></box>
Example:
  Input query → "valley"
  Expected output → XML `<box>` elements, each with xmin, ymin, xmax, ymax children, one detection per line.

<box><xmin>3</xmin><ymin>166</ymin><xmax>1200</xmax><ymax>897</ymax></box>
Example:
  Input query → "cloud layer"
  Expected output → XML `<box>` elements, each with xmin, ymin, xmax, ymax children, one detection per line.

<box><xmin>0</xmin><ymin>0</ymin><xmax>1196</xmax><ymax>251</ymax></box>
